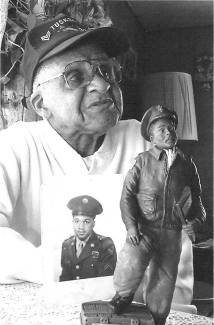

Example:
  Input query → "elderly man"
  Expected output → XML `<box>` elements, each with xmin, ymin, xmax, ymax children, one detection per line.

<box><xmin>0</xmin><ymin>15</ymin><xmax>193</xmax><ymax>306</ymax></box>
<box><xmin>59</xmin><ymin>195</ymin><xmax>116</xmax><ymax>281</ymax></box>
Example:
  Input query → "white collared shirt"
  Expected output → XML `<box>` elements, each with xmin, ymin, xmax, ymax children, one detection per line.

<box><xmin>164</xmin><ymin>147</ymin><xmax>177</xmax><ymax>169</ymax></box>
<box><xmin>75</xmin><ymin>235</ymin><xmax>91</xmax><ymax>251</ymax></box>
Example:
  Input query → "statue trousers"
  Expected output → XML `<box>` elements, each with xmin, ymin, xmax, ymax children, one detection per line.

<box><xmin>113</xmin><ymin>226</ymin><xmax>182</xmax><ymax>320</ymax></box>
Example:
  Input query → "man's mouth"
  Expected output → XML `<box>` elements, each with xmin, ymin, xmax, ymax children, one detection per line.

<box><xmin>77</xmin><ymin>232</ymin><xmax>86</xmax><ymax>236</ymax></box>
<box><xmin>88</xmin><ymin>99</ymin><xmax>114</xmax><ymax>109</ymax></box>
<box><xmin>165</xmin><ymin>136</ymin><xmax>176</xmax><ymax>144</ymax></box>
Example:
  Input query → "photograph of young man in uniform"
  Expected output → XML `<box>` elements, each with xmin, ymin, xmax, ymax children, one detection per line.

<box><xmin>59</xmin><ymin>195</ymin><xmax>117</xmax><ymax>281</ymax></box>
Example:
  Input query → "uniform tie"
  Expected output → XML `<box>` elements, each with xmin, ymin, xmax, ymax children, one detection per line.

<box><xmin>76</xmin><ymin>241</ymin><xmax>84</xmax><ymax>258</ymax></box>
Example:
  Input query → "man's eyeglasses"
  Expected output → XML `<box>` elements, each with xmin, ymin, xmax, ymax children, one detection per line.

<box><xmin>37</xmin><ymin>59</ymin><xmax>122</xmax><ymax>90</ymax></box>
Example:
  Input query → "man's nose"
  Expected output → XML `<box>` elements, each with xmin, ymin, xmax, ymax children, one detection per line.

<box><xmin>78</xmin><ymin>221</ymin><xmax>85</xmax><ymax>229</ymax></box>
<box><xmin>87</xmin><ymin>73</ymin><xmax>111</xmax><ymax>93</ymax></box>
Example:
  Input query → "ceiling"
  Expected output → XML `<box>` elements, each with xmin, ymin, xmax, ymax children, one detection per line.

<box><xmin>127</xmin><ymin>0</ymin><xmax>213</xmax><ymax>31</ymax></box>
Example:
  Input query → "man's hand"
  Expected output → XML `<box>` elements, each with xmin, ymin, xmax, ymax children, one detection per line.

<box><xmin>182</xmin><ymin>220</ymin><xmax>199</xmax><ymax>242</ymax></box>
<box><xmin>0</xmin><ymin>227</ymin><xmax>43</xmax><ymax>284</ymax></box>
<box><xmin>127</xmin><ymin>227</ymin><xmax>140</xmax><ymax>246</ymax></box>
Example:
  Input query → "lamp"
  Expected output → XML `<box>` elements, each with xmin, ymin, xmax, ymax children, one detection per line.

<box><xmin>141</xmin><ymin>72</ymin><xmax>198</xmax><ymax>140</ymax></box>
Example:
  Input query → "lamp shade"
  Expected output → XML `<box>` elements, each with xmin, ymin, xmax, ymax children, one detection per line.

<box><xmin>141</xmin><ymin>72</ymin><xmax>198</xmax><ymax>140</ymax></box>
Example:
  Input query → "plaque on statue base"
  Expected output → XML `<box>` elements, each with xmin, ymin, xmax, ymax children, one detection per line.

<box><xmin>80</xmin><ymin>300</ymin><xmax>155</xmax><ymax>325</ymax></box>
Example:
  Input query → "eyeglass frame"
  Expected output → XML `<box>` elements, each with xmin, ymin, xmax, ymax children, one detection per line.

<box><xmin>36</xmin><ymin>58</ymin><xmax>122</xmax><ymax>89</ymax></box>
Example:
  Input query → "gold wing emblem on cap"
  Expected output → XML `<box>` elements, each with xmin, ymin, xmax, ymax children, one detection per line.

<box><xmin>41</xmin><ymin>31</ymin><xmax>51</xmax><ymax>41</ymax></box>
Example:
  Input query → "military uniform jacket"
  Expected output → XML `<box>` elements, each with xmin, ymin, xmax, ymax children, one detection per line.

<box><xmin>59</xmin><ymin>231</ymin><xmax>117</xmax><ymax>281</ymax></box>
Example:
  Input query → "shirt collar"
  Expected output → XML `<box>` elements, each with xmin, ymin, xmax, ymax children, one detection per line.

<box><xmin>149</xmin><ymin>146</ymin><xmax>179</xmax><ymax>161</ymax></box>
<box><xmin>149</xmin><ymin>146</ymin><xmax>164</xmax><ymax>160</ymax></box>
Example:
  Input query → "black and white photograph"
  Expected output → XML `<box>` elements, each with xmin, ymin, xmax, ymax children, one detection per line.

<box><xmin>0</xmin><ymin>0</ymin><xmax>213</xmax><ymax>324</ymax></box>
<box><xmin>59</xmin><ymin>194</ymin><xmax>117</xmax><ymax>282</ymax></box>
<box><xmin>41</xmin><ymin>175</ymin><xmax>125</xmax><ymax>284</ymax></box>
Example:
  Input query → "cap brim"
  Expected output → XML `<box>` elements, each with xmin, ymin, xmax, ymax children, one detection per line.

<box><xmin>40</xmin><ymin>26</ymin><xmax>129</xmax><ymax>63</ymax></box>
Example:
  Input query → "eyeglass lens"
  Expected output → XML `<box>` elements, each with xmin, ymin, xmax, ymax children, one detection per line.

<box><xmin>64</xmin><ymin>60</ymin><xmax>122</xmax><ymax>90</ymax></box>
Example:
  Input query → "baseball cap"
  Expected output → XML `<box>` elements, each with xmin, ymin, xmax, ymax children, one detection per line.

<box><xmin>141</xmin><ymin>105</ymin><xmax>178</xmax><ymax>141</ymax></box>
<box><xmin>20</xmin><ymin>15</ymin><xmax>130</xmax><ymax>93</ymax></box>
<box><xmin>67</xmin><ymin>195</ymin><xmax>103</xmax><ymax>218</ymax></box>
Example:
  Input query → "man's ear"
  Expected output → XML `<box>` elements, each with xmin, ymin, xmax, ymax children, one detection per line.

<box><xmin>30</xmin><ymin>91</ymin><xmax>50</xmax><ymax>119</ymax></box>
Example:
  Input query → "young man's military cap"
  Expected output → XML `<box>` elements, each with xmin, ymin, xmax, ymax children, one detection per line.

<box><xmin>67</xmin><ymin>195</ymin><xmax>103</xmax><ymax>218</ymax></box>
<box><xmin>141</xmin><ymin>105</ymin><xmax>178</xmax><ymax>141</ymax></box>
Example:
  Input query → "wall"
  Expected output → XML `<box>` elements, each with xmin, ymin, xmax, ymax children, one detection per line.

<box><xmin>138</xmin><ymin>26</ymin><xmax>213</xmax><ymax>76</ymax></box>
<box><xmin>108</xmin><ymin>1</ymin><xmax>144</xmax><ymax>119</ymax></box>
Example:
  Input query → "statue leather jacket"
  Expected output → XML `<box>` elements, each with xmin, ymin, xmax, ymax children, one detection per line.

<box><xmin>120</xmin><ymin>147</ymin><xmax>206</xmax><ymax>231</ymax></box>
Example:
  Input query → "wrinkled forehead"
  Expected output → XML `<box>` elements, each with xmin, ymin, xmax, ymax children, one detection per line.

<box><xmin>154</xmin><ymin>118</ymin><xmax>174</xmax><ymax>126</ymax></box>
<box><xmin>53</xmin><ymin>42</ymin><xmax>109</xmax><ymax>65</ymax></box>
<box><xmin>149</xmin><ymin>118</ymin><xmax>175</xmax><ymax>133</ymax></box>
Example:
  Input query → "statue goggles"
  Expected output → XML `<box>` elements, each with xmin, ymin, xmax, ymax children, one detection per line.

<box><xmin>37</xmin><ymin>58</ymin><xmax>122</xmax><ymax>90</ymax></box>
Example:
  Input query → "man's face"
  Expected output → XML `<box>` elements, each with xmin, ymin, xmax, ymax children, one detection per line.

<box><xmin>72</xmin><ymin>215</ymin><xmax>95</xmax><ymax>241</ymax></box>
<box><xmin>33</xmin><ymin>43</ymin><xmax>123</xmax><ymax>138</ymax></box>
<box><xmin>150</xmin><ymin>118</ymin><xmax>178</xmax><ymax>149</ymax></box>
